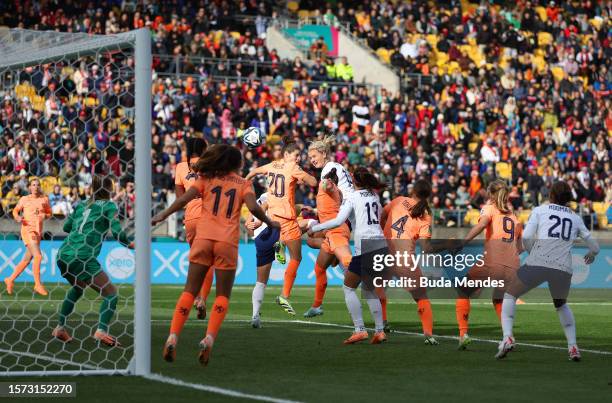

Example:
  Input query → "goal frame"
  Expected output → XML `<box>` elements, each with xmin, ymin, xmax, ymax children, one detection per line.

<box><xmin>0</xmin><ymin>28</ymin><xmax>151</xmax><ymax>377</ymax></box>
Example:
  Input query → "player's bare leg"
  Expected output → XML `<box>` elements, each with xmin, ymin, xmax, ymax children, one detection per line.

<box><xmin>165</xmin><ymin>262</ymin><xmax>209</xmax><ymax>362</ymax></box>
<box><xmin>276</xmin><ymin>238</ymin><xmax>301</xmax><ymax>315</ymax></box>
<box><xmin>199</xmin><ymin>269</ymin><xmax>235</xmax><ymax>366</ymax></box>
<box><xmin>4</xmin><ymin>249</ymin><xmax>32</xmax><ymax>295</ymax></box>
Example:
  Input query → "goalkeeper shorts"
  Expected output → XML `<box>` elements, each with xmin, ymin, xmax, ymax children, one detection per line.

<box><xmin>57</xmin><ymin>255</ymin><xmax>103</xmax><ymax>283</ymax></box>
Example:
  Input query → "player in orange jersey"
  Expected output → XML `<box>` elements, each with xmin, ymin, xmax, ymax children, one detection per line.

<box><xmin>454</xmin><ymin>179</ymin><xmax>522</xmax><ymax>350</ymax></box>
<box><xmin>4</xmin><ymin>178</ymin><xmax>51</xmax><ymax>296</ymax></box>
<box><xmin>152</xmin><ymin>144</ymin><xmax>279</xmax><ymax>365</ymax></box>
<box><xmin>245</xmin><ymin>136</ymin><xmax>317</xmax><ymax>315</ymax></box>
<box><xmin>381</xmin><ymin>179</ymin><xmax>441</xmax><ymax>345</ymax></box>
<box><xmin>174</xmin><ymin>137</ymin><xmax>214</xmax><ymax>320</ymax></box>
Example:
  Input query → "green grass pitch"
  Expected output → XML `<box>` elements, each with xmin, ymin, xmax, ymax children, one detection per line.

<box><xmin>1</xmin><ymin>284</ymin><xmax>611</xmax><ymax>402</ymax></box>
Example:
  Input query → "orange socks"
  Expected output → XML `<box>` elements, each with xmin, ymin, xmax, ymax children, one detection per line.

<box><xmin>8</xmin><ymin>258</ymin><xmax>30</xmax><ymax>281</ymax></box>
<box><xmin>417</xmin><ymin>299</ymin><xmax>433</xmax><ymax>336</ymax></box>
<box><xmin>170</xmin><ymin>292</ymin><xmax>195</xmax><ymax>336</ymax></box>
<box><xmin>493</xmin><ymin>299</ymin><xmax>502</xmax><ymax>321</ymax></box>
<box><xmin>206</xmin><ymin>296</ymin><xmax>229</xmax><ymax>340</ymax></box>
<box><xmin>200</xmin><ymin>269</ymin><xmax>214</xmax><ymax>302</ymax></box>
<box><xmin>282</xmin><ymin>259</ymin><xmax>300</xmax><ymax>298</ymax></box>
<box><xmin>380</xmin><ymin>297</ymin><xmax>388</xmax><ymax>322</ymax></box>
<box><xmin>455</xmin><ymin>298</ymin><xmax>471</xmax><ymax>337</ymax></box>
<box><xmin>313</xmin><ymin>264</ymin><xmax>327</xmax><ymax>308</ymax></box>
<box><xmin>32</xmin><ymin>255</ymin><xmax>42</xmax><ymax>287</ymax></box>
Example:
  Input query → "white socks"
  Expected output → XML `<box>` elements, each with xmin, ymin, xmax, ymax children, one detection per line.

<box><xmin>365</xmin><ymin>296</ymin><xmax>384</xmax><ymax>333</ymax></box>
<box><xmin>343</xmin><ymin>285</ymin><xmax>365</xmax><ymax>332</ymax></box>
<box><xmin>252</xmin><ymin>282</ymin><xmax>266</xmax><ymax>318</ymax></box>
<box><xmin>556</xmin><ymin>304</ymin><xmax>577</xmax><ymax>348</ymax></box>
<box><xmin>501</xmin><ymin>293</ymin><xmax>517</xmax><ymax>339</ymax></box>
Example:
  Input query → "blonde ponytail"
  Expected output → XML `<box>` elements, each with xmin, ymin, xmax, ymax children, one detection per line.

<box><xmin>488</xmin><ymin>179</ymin><xmax>511</xmax><ymax>214</ymax></box>
<box><xmin>308</xmin><ymin>135</ymin><xmax>335</xmax><ymax>156</ymax></box>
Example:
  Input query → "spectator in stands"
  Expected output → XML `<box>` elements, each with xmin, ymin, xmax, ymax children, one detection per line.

<box><xmin>335</xmin><ymin>57</ymin><xmax>354</xmax><ymax>82</ymax></box>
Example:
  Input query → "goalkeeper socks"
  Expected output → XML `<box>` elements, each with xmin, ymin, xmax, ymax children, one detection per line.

<box><xmin>380</xmin><ymin>297</ymin><xmax>388</xmax><ymax>322</ymax></box>
<box><xmin>98</xmin><ymin>294</ymin><xmax>118</xmax><ymax>332</ymax></box>
<box><xmin>313</xmin><ymin>264</ymin><xmax>327</xmax><ymax>308</ymax></box>
<box><xmin>206</xmin><ymin>296</ymin><xmax>229</xmax><ymax>339</ymax></box>
<box><xmin>282</xmin><ymin>259</ymin><xmax>300</xmax><ymax>298</ymax></box>
<box><xmin>455</xmin><ymin>298</ymin><xmax>470</xmax><ymax>337</ymax></box>
<box><xmin>343</xmin><ymin>285</ymin><xmax>364</xmax><ymax>332</ymax></box>
<box><xmin>59</xmin><ymin>286</ymin><xmax>84</xmax><ymax>326</ymax></box>
<box><xmin>365</xmin><ymin>295</ymin><xmax>384</xmax><ymax>332</ymax></box>
<box><xmin>252</xmin><ymin>282</ymin><xmax>266</xmax><ymax>317</ymax></box>
<box><xmin>493</xmin><ymin>299</ymin><xmax>503</xmax><ymax>321</ymax></box>
<box><xmin>556</xmin><ymin>304</ymin><xmax>577</xmax><ymax>347</ymax></box>
<box><xmin>501</xmin><ymin>293</ymin><xmax>516</xmax><ymax>339</ymax></box>
<box><xmin>417</xmin><ymin>299</ymin><xmax>434</xmax><ymax>336</ymax></box>
<box><xmin>32</xmin><ymin>254</ymin><xmax>43</xmax><ymax>287</ymax></box>
<box><xmin>8</xmin><ymin>258</ymin><xmax>30</xmax><ymax>281</ymax></box>
<box><xmin>200</xmin><ymin>269</ymin><xmax>214</xmax><ymax>303</ymax></box>
<box><xmin>170</xmin><ymin>291</ymin><xmax>195</xmax><ymax>336</ymax></box>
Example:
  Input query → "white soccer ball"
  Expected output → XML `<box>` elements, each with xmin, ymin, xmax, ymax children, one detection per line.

<box><xmin>242</xmin><ymin>127</ymin><xmax>265</xmax><ymax>148</ymax></box>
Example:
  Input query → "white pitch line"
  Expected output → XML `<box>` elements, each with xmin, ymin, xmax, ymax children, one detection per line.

<box><xmin>143</xmin><ymin>373</ymin><xmax>302</xmax><ymax>403</ymax></box>
<box><xmin>0</xmin><ymin>348</ymin><xmax>100</xmax><ymax>370</ymax></box>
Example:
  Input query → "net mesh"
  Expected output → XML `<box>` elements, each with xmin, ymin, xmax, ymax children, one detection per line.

<box><xmin>0</xmin><ymin>30</ymin><xmax>138</xmax><ymax>374</ymax></box>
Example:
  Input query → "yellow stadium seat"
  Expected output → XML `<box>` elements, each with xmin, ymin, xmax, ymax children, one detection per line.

<box><xmin>568</xmin><ymin>201</ymin><xmax>578</xmax><ymax>211</ymax></box>
<box><xmin>535</xmin><ymin>6</ymin><xmax>547</xmax><ymax>22</ymax></box>
<box><xmin>376</xmin><ymin>48</ymin><xmax>390</xmax><ymax>64</ymax></box>
<box><xmin>537</xmin><ymin>32</ymin><xmax>553</xmax><ymax>47</ymax></box>
<box><xmin>229</xmin><ymin>31</ymin><xmax>241</xmax><ymax>40</ymax></box>
<box><xmin>435</xmin><ymin>51</ymin><xmax>449</xmax><ymax>67</ymax></box>
<box><xmin>551</xmin><ymin>66</ymin><xmax>565</xmax><ymax>81</ymax></box>
<box><xmin>589</xmin><ymin>17</ymin><xmax>603</xmax><ymax>30</ymax></box>
<box><xmin>592</xmin><ymin>202</ymin><xmax>609</xmax><ymax>214</ymax></box>
<box><xmin>468</xmin><ymin>142</ymin><xmax>479</xmax><ymax>153</ymax></box>
<box><xmin>426</xmin><ymin>34</ymin><xmax>438</xmax><ymax>48</ymax></box>
<box><xmin>61</xmin><ymin>186</ymin><xmax>71</xmax><ymax>196</ymax></box>
<box><xmin>464</xmin><ymin>209</ymin><xmax>480</xmax><ymax>226</ymax></box>
<box><xmin>495</xmin><ymin>162</ymin><xmax>512</xmax><ymax>180</ymax></box>
<box><xmin>518</xmin><ymin>209</ymin><xmax>531</xmax><ymax>225</ymax></box>
<box><xmin>287</xmin><ymin>1</ymin><xmax>299</xmax><ymax>13</ymax></box>
<box><xmin>297</xmin><ymin>9</ymin><xmax>310</xmax><ymax>19</ymax></box>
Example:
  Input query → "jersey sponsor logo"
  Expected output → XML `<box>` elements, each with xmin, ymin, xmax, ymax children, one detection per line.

<box><xmin>105</xmin><ymin>247</ymin><xmax>135</xmax><ymax>280</ymax></box>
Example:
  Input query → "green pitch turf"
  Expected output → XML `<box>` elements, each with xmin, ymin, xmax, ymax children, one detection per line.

<box><xmin>1</xmin><ymin>284</ymin><xmax>611</xmax><ymax>402</ymax></box>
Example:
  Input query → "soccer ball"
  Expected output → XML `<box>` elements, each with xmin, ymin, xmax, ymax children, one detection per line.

<box><xmin>242</xmin><ymin>127</ymin><xmax>265</xmax><ymax>148</ymax></box>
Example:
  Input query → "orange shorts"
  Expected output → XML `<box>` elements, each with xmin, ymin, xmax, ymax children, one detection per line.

<box><xmin>321</xmin><ymin>227</ymin><xmax>350</xmax><ymax>254</ymax></box>
<box><xmin>185</xmin><ymin>219</ymin><xmax>197</xmax><ymax>246</ymax></box>
<box><xmin>21</xmin><ymin>227</ymin><xmax>40</xmax><ymax>246</ymax></box>
<box><xmin>278</xmin><ymin>217</ymin><xmax>302</xmax><ymax>242</ymax></box>
<box><xmin>189</xmin><ymin>239</ymin><xmax>238</xmax><ymax>270</ymax></box>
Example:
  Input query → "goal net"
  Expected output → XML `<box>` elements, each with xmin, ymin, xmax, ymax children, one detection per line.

<box><xmin>0</xmin><ymin>28</ymin><xmax>151</xmax><ymax>376</ymax></box>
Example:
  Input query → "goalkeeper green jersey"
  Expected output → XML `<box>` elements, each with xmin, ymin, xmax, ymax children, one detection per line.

<box><xmin>59</xmin><ymin>200</ymin><xmax>131</xmax><ymax>261</ymax></box>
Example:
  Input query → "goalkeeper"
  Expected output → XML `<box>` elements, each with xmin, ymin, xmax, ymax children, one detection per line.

<box><xmin>51</xmin><ymin>175</ymin><xmax>133</xmax><ymax>347</ymax></box>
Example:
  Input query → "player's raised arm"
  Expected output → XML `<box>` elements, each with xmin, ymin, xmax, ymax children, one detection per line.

<box><xmin>152</xmin><ymin>186</ymin><xmax>200</xmax><ymax>225</ymax></box>
<box><xmin>245</xmin><ymin>164</ymin><xmax>268</xmax><ymax>181</ymax></box>
<box><xmin>293</xmin><ymin>165</ymin><xmax>317</xmax><ymax>187</ymax></box>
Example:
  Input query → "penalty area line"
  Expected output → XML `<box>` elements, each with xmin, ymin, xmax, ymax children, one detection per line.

<box><xmin>143</xmin><ymin>373</ymin><xmax>302</xmax><ymax>403</ymax></box>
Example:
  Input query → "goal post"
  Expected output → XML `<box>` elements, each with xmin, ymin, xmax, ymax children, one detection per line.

<box><xmin>0</xmin><ymin>28</ymin><xmax>151</xmax><ymax>377</ymax></box>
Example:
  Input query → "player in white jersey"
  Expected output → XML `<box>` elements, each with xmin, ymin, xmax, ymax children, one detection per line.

<box><xmin>496</xmin><ymin>182</ymin><xmax>600</xmax><ymax>361</ymax></box>
<box><xmin>308</xmin><ymin>167</ymin><xmax>387</xmax><ymax>345</ymax></box>
<box><xmin>245</xmin><ymin>193</ymin><xmax>280</xmax><ymax>328</ymax></box>
<box><xmin>303</xmin><ymin>137</ymin><xmax>356</xmax><ymax>317</ymax></box>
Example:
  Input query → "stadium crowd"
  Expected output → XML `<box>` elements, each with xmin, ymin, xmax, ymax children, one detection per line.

<box><xmin>0</xmin><ymin>0</ymin><xmax>610</xmax><ymax>229</ymax></box>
